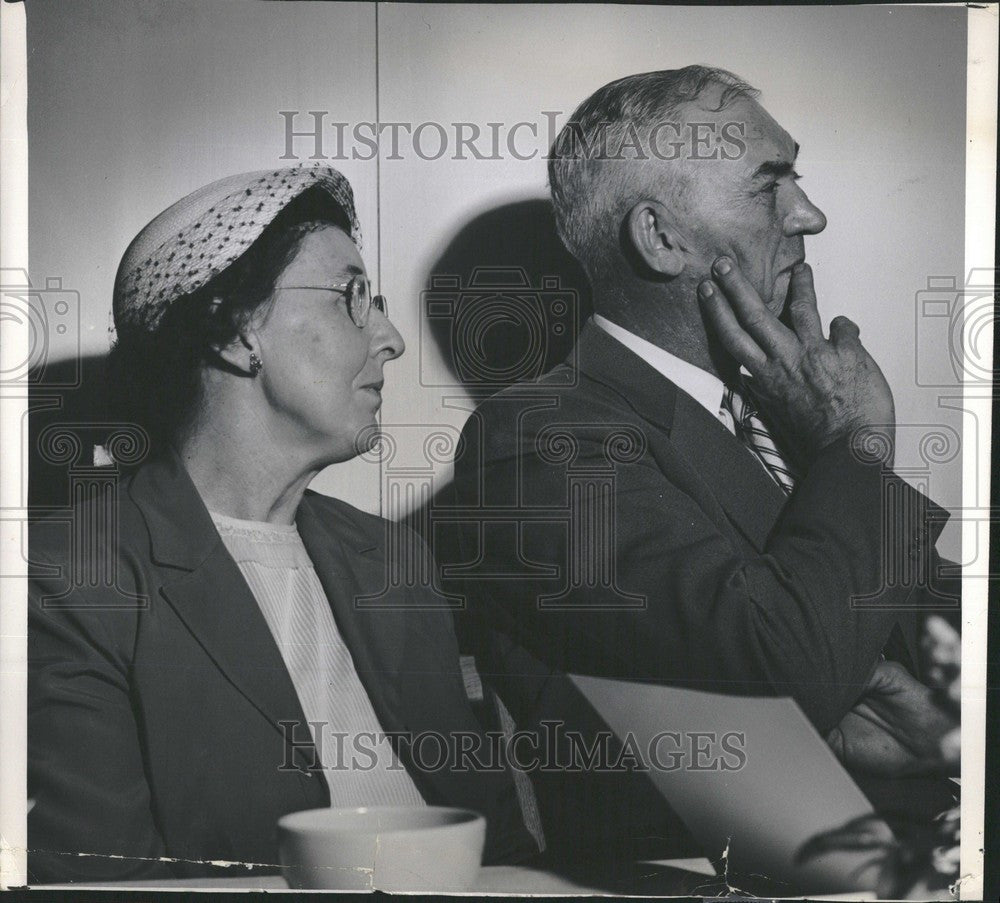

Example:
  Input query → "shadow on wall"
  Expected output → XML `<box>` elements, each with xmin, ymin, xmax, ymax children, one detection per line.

<box><xmin>27</xmin><ymin>200</ymin><xmax>589</xmax><ymax>513</ymax></box>
<box><xmin>27</xmin><ymin>354</ymin><xmax>133</xmax><ymax>512</ymax></box>
<box><xmin>418</xmin><ymin>198</ymin><xmax>592</xmax><ymax>393</ymax></box>
<box><xmin>409</xmin><ymin>195</ymin><xmax>591</xmax><ymax>584</ymax></box>
<box><xmin>410</xmin><ymin>195</ymin><xmax>592</xmax><ymax>556</ymax></box>
<box><xmin>411</xmin><ymin>201</ymin><xmax>696</xmax><ymax>861</ymax></box>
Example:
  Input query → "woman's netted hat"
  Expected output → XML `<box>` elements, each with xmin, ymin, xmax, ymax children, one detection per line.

<box><xmin>112</xmin><ymin>165</ymin><xmax>361</xmax><ymax>332</ymax></box>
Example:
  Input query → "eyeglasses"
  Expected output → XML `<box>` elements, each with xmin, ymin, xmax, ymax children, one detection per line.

<box><xmin>279</xmin><ymin>275</ymin><xmax>388</xmax><ymax>328</ymax></box>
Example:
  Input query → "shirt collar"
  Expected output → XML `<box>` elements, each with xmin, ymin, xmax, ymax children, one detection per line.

<box><xmin>592</xmin><ymin>313</ymin><xmax>727</xmax><ymax>421</ymax></box>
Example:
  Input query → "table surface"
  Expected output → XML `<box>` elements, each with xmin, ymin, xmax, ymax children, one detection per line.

<box><xmin>57</xmin><ymin>858</ymin><xmax>881</xmax><ymax>899</ymax></box>
<box><xmin>62</xmin><ymin>860</ymin><xmax>712</xmax><ymax>895</ymax></box>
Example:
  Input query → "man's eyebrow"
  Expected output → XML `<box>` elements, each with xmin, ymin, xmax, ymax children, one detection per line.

<box><xmin>751</xmin><ymin>141</ymin><xmax>801</xmax><ymax>181</ymax></box>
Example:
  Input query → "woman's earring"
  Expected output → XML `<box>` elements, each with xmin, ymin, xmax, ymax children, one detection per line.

<box><xmin>249</xmin><ymin>352</ymin><xmax>263</xmax><ymax>377</ymax></box>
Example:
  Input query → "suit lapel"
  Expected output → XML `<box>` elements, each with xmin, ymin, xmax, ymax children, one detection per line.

<box><xmin>130</xmin><ymin>452</ymin><xmax>319</xmax><ymax>772</ymax></box>
<box><xmin>668</xmin><ymin>389</ymin><xmax>787</xmax><ymax>551</ymax></box>
<box><xmin>574</xmin><ymin>321</ymin><xmax>786</xmax><ymax>551</ymax></box>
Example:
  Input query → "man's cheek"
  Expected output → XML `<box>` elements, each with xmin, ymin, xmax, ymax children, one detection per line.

<box><xmin>771</xmin><ymin>270</ymin><xmax>793</xmax><ymax>314</ymax></box>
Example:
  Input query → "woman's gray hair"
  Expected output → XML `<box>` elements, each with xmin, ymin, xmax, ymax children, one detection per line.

<box><xmin>548</xmin><ymin>65</ymin><xmax>759</xmax><ymax>285</ymax></box>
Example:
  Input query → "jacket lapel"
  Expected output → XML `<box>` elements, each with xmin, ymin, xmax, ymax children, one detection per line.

<box><xmin>573</xmin><ymin>321</ymin><xmax>786</xmax><ymax>551</ymax></box>
<box><xmin>295</xmin><ymin>497</ymin><xmax>408</xmax><ymax>732</ymax></box>
<box><xmin>668</xmin><ymin>389</ymin><xmax>788</xmax><ymax>551</ymax></box>
<box><xmin>296</xmin><ymin>496</ymin><xmax>494</xmax><ymax>810</ymax></box>
<box><xmin>130</xmin><ymin>452</ymin><xmax>319</xmax><ymax>772</ymax></box>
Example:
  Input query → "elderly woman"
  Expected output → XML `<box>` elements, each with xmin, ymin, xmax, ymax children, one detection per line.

<box><xmin>28</xmin><ymin>167</ymin><xmax>533</xmax><ymax>882</ymax></box>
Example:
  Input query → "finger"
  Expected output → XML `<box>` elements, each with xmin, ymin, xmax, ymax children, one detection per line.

<box><xmin>829</xmin><ymin>315</ymin><xmax>861</xmax><ymax>346</ymax></box>
<box><xmin>785</xmin><ymin>263</ymin><xmax>823</xmax><ymax>341</ymax></box>
<box><xmin>698</xmin><ymin>280</ymin><xmax>768</xmax><ymax>371</ymax></box>
<box><xmin>710</xmin><ymin>257</ymin><xmax>796</xmax><ymax>357</ymax></box>
<box><xmin>924</xmin><ymin>614</ymin><xmax>961</xmax><ymax>652</ymax></box>
<box><xmin>862</xmin><ymin>660</ymin><xmax>891</xmax><ymax>692</ymax></box>
<box><xmin>825</xmin><ymin>725</ymin><xmax>846</xmax><ymax>761</ymax></box>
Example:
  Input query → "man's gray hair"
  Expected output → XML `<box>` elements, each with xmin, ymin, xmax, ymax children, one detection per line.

<box><xmin>548</xmin><ymin>65</ymin><xmax>759</xmax><ymax>284</ymax></box>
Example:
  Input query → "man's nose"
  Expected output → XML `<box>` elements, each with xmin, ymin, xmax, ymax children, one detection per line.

<box><xmin>784</xmin><ymin>186</ymin><xmax>827</xmax><ymax>236</ymax></box>
<box><xmin>370</xmin><ymin>309</ymin><xmax>406</xmax><ymax>361</ymax></box>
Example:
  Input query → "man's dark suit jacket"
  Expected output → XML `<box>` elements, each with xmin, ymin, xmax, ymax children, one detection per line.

<box><xmin>28</xmin><ymin>451</ymin><xmax>533</xmax><ymax>884</ymax></box>
<box><xmin>446</xmin><ymin>322</ymin><xmax>956</xmax><ymax>853</ymax></box>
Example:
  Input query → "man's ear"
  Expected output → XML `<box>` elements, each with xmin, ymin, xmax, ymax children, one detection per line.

<box><xmin>625</xmin><ymin>200</ymin><xmax>686</xmax><ymax>278</ymax></box>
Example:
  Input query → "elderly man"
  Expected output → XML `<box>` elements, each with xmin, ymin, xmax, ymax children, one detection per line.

<box><xmin>448</xmin><ymin>66</ymin><xmax>958</xmax><ymax>856</ymax></box>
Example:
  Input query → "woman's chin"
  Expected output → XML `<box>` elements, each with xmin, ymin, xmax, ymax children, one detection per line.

<box><xmin>344</xmin><ymin>419</ymin><xmax>385</xmax><ymax>459</ymax></box>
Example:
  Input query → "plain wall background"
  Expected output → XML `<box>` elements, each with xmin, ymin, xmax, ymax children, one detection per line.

<box><xmin>26</xmin><ymin>1</ymin><xmax>967</xmax><ymax>555</ymax></box>
<box><xmin>27</xmin><ymin>0</ymin><xmax>383</xmax><ymax>503</ymax></box>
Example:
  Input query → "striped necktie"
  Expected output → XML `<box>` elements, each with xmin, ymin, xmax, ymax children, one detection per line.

<box><xmin>722</xmin><ymin>384</ymin><xmax>798</xmax><ymax>495</ymax></box>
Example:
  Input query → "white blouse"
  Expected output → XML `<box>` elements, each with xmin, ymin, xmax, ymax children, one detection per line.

<box><xmin>210</xmin><ymin>511</ymin><xmax>425</xmax><ymax>808</ymax></box>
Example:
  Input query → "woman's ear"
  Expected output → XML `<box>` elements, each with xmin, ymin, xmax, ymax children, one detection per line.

<box><xmin>625</xmin><ymin>200</ymin><xmax>687</xmax><ymax>277</ymax></box>
<box><xmin>211</xmin><ymin>332</ymin><xmax>257</xmax><ymax>376</ymax></box>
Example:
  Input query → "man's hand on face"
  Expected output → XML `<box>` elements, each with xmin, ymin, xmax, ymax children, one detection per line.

<box><xmin>825</xmin><ymin>661</ymin><xmax>959</xmax><ymax>778</ymax></box>
<box><xmin>698</xmin><ymin>259</ymin><xmax>896</xmax><ymax>466</ymax></box>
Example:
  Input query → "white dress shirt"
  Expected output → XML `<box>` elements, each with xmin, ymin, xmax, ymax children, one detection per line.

<box><xmin>592</xmin><ymin>314</ymin><xmax>737</xmax><ymax>435</ymax></box>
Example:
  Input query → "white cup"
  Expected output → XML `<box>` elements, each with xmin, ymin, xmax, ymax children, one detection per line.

<box><xmin>276</xmin><ymin>805</ymin><xmax>486</xmax><ymax>891</ymax></box>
